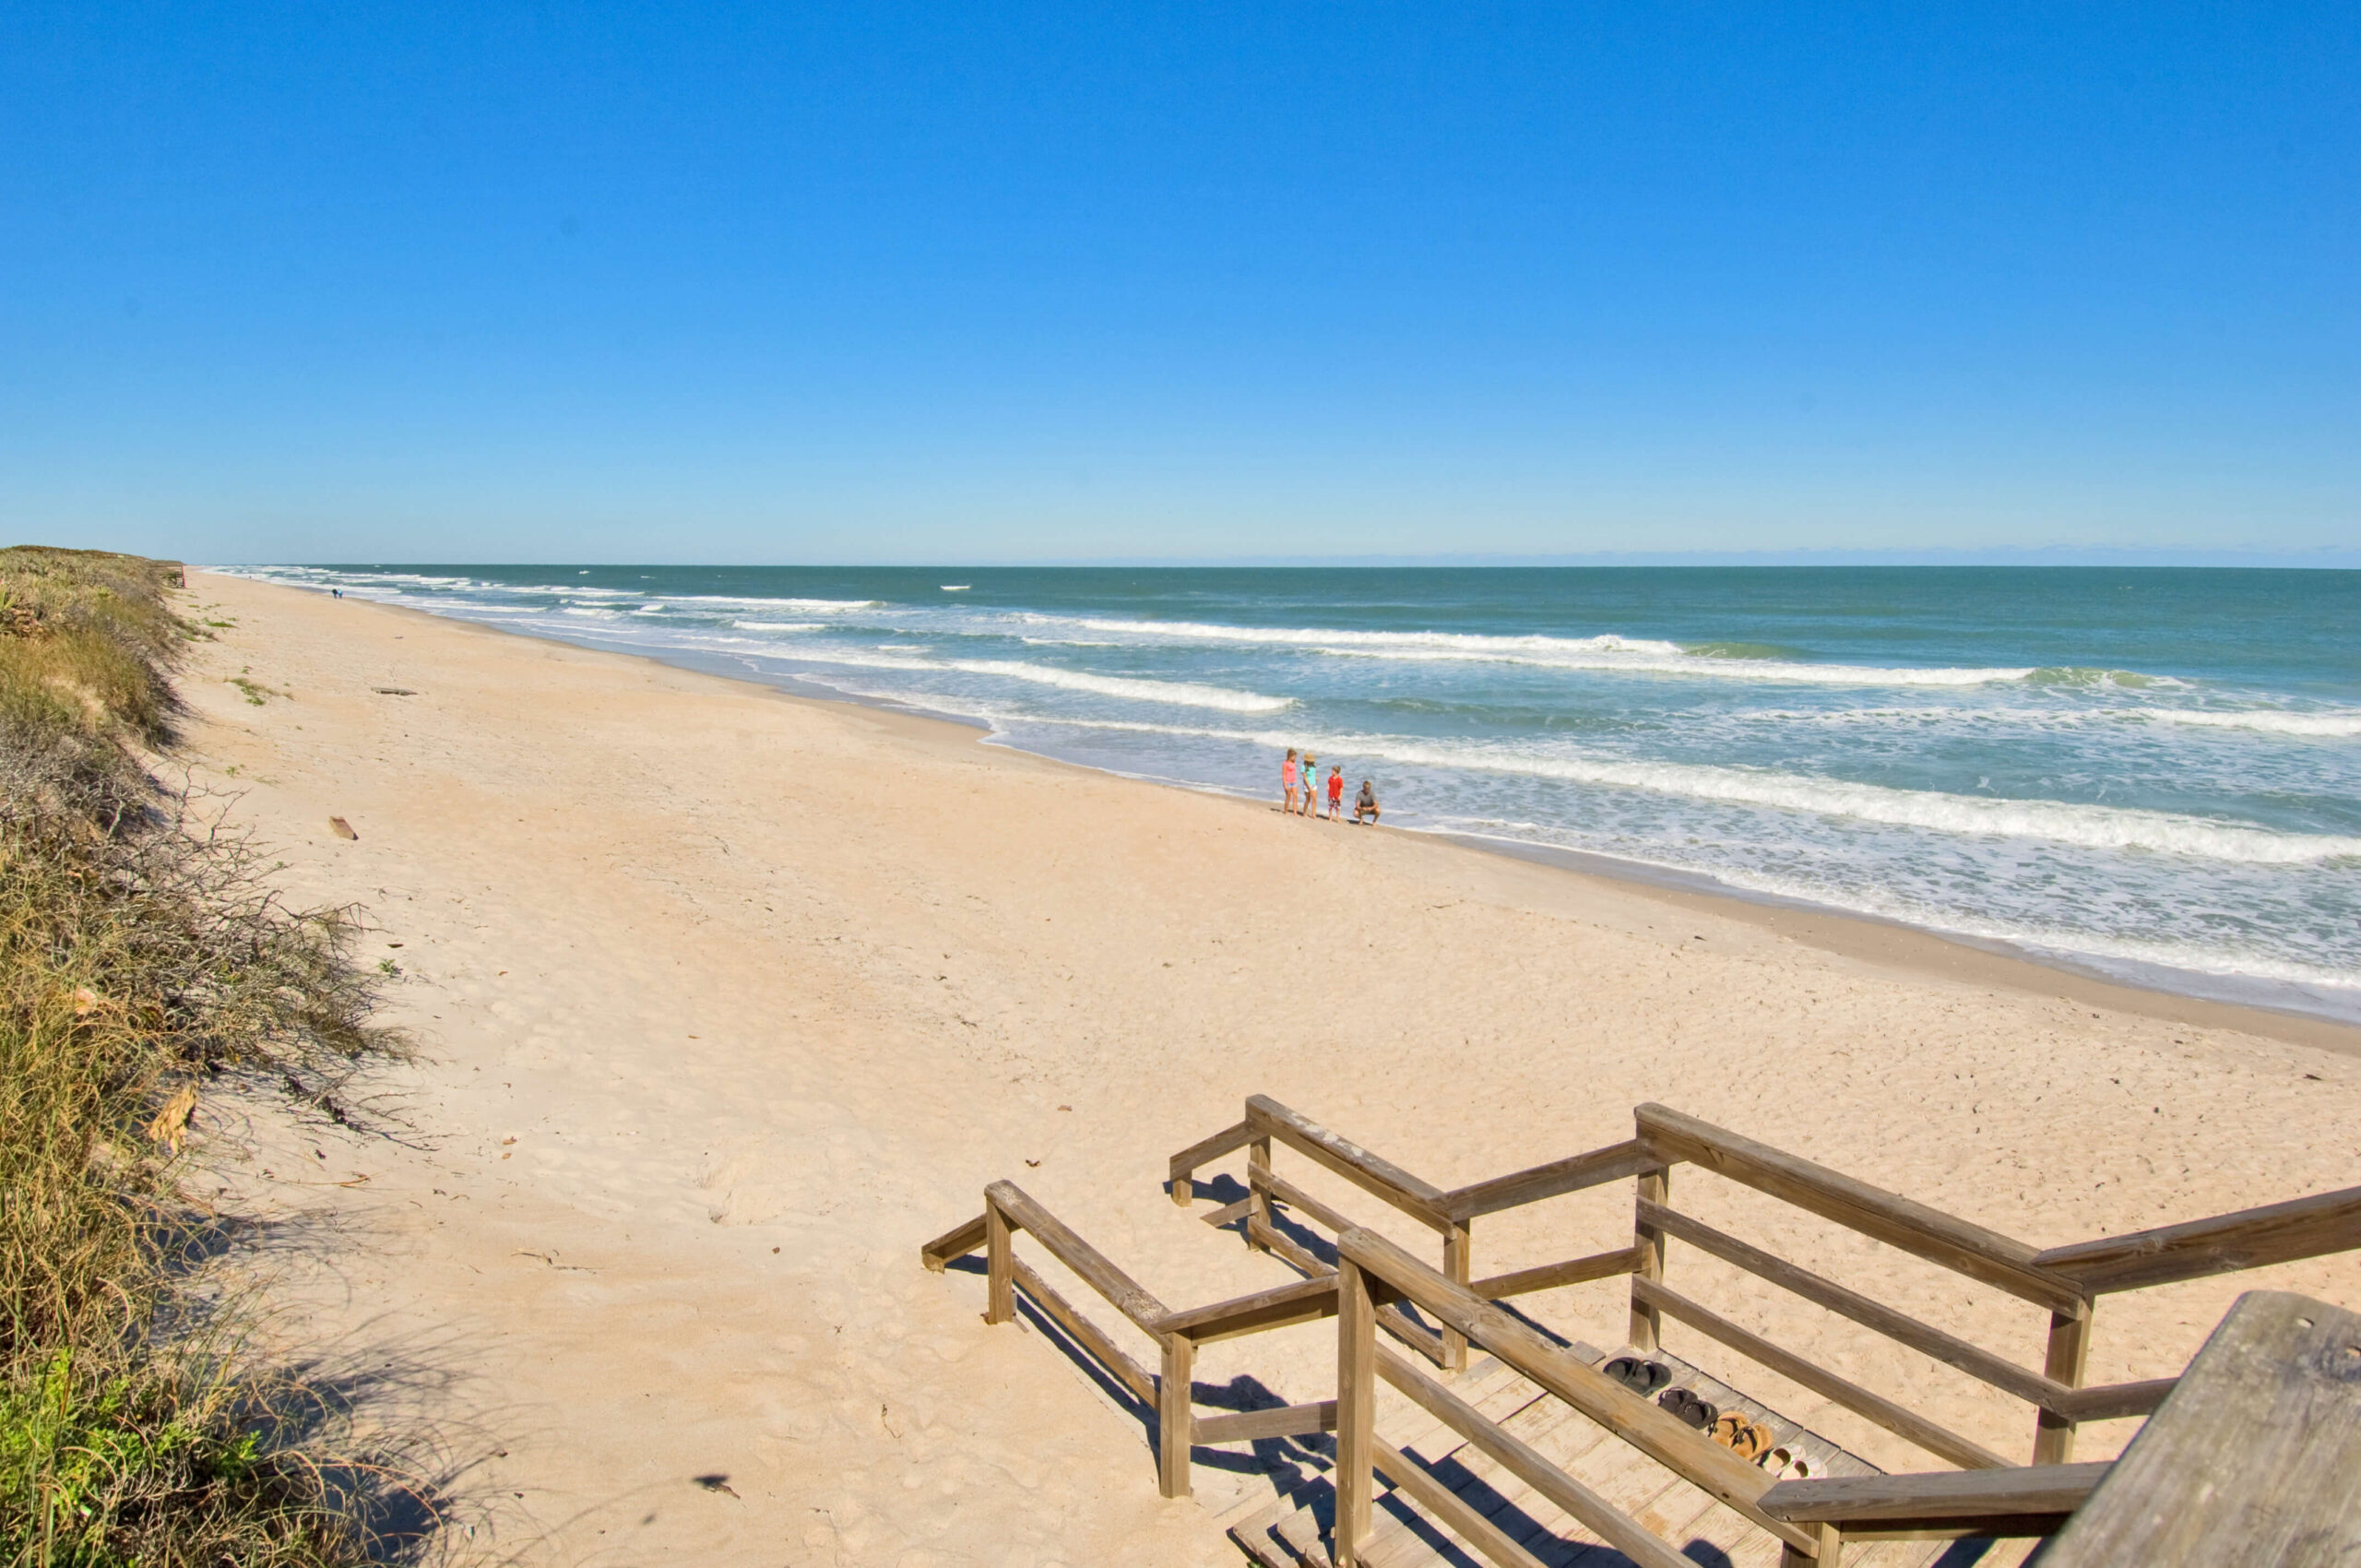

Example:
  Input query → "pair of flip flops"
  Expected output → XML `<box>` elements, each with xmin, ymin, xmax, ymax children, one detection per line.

<box><xmin>1712</xmin><ymin>1412</ymin><xmax>1779</xmax><ymax>1462</ymax></box>
<box><xmin>1603</xmin><ymin>1357</ymin><xmax>1670</xmax><ymax>1396</ymax></box>
<box><xmin>1657</xmin><ymin>1386</ymin><xmax>1718</xmax><ymax>1431</ymax></box>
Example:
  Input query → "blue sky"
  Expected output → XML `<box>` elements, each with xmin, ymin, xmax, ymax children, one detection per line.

<box><xmin>4</xmin><ymin>4</ymin><xmax>2355</xmax><ymax>564</ymax></box>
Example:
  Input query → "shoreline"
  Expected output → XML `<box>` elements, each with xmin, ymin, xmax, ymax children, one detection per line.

<box><xmin>208</xmin><ymin>572</ymin><xmax>2361</xmax><ymax>1056</ymax></box>
<box><xmin>173</xmin><ymin>567</ymin><xmax>2361</xmax><ymax>1557</ymax></box>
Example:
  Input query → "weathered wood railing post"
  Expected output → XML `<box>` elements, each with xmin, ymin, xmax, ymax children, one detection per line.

<box><xmin>985</xmin><ymin>1194</ymin><xmax>1014</xmax><ymax>1324</ymax></box>
<box><xmin>1335</xmin><ymin>1255</ymin><xmax>1378</xmax><ymax>1566</ymax></box>
<box><xmin>2034</xmin><ymin>1297</ymin><xmax>2094</xmax><ymax>1464</ymax></box>
<box><xmin>1778</xmin><ymin>1520</ymin><xmax>1841</xmax><ymax>1568</ymax></box>
<box><xmin>1442</xmin><ymin>1220</ymin><xmax>1472</xmax><ymax>1372</ymax></box>
<box><xmin>1158</xmin><ymin>1331</ymin><xmax>1195</xmax><ymax>1498</ymax></box>
<box><xmin>1245</xmin><ymin>1132</ymin><xmax>1274</xmax><ymax>1252</ymax></box>
<box><xmin>1631</xmin><ymin>1162</ymin><xmax>1670</xmax><ymax>1351</ymax></box>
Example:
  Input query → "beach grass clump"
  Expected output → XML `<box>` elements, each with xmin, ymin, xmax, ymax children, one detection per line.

<box><xmin>1</xmin><ymin>546</ymin><xmax>398</xmax><ymax>1565</ymax></box>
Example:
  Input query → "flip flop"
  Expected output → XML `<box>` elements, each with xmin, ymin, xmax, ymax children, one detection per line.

<box><xmin>1604</xmin><ymin>1357</ymin><xmax>1672</xmax><ymax>1396</ymax></box>
<box><xmin>1657</xmin><ymin>1387</ymin><xmax>1718</xmax><ymax>1431</ymax></box>
<box><xmin>1711</xmin><ymin>1412</ymin><xmax>1749</xmax><ymax>1449</ymax></box>
<box><xmin>1730</xmin><ymin>1420</ymin><xmax>1774</xmax><ymax>1463</ymax></box>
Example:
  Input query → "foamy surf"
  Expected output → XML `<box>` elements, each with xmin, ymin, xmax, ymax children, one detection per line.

<box><xmin>218</xmin><ymin>563</ymin><xmax>2361</xmax><ymax>1014</ymax></box>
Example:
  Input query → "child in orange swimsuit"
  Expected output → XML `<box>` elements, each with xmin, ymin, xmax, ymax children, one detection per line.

<box><xmin>1325</xmin><ymin>765</ymin><xmax>1344</xmax><ymax>819</ymax></box>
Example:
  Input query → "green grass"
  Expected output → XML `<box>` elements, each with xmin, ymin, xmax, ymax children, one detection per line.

<box><xmin>1</xmin><ymin>547</ymin><xmax>407</xmax><ymax>1565</ymax></box>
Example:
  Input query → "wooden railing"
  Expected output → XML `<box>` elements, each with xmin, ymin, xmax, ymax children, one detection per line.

<box><xmin>1334</xmin><ymin>1223</ymin><xmax>1806</xmax><ymax>1567</ymax></box>
<box><xmin>1169</xmin><ymin>1096</ymin><xmax>2361</xmax><ymax>1471</ymax></box>
<box><xmin>922</xmin><ymin>1179</ymin><xmax>1346</xmax><ymax>1499</ymax></box>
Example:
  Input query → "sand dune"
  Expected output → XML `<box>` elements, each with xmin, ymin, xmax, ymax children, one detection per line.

<box><xmin>179</xmin><ymin>571</ymin><xmax>2361</xmax><ymax>1564</ymax></box>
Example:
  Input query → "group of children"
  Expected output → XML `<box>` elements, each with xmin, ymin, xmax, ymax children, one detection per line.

<box><xmin>1280</xmin><ymin>748</ymin><xmax>1379</xmax><ymax>824</ymax></box>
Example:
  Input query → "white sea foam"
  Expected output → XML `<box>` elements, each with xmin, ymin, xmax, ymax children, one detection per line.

<box><xmin>755</xmin><ymin>649</ymin><xmax>1291</xmax><ymax>712</ymax></box>
<box><xmin>942</xmin><ymin>659</ymin><xmax>1291</xmax><ymax>712</ymax></box>
<box><xmin>732</xmin><ymin>620</ymin><xmax>824</xmax><ymax>632</ymax></box>
<box><xmin>1073</xmin><ymin>617</ymin><xmax>2035</xmax><ymax>686</ymax></box>
<box><xmin>2131</xmin><ymin>707</ymin><xmax>2361</xmax><ymax>738</ymax></box>
<box><xmin>986</xmin><ymin>715</ymin><xmax>2358</xmax><ymax>863</ymax></box>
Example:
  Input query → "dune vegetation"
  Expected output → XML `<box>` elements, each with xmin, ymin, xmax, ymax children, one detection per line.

<box><xmin>1</xmin><ymin>547</ymin><xmax>397</xmax><ymax>1565</ymax></box>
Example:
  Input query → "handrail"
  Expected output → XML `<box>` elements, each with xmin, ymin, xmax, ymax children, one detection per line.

<box><xmin>1759</xmin><ymin>1461</ymin><xmax>2110</xmax><ymax>1538</ymax></box>
<box><xmin>986</xmin><ymin>1180</ymin><xmax>1168</xmax><ymax>1330</ymax></box>
<box><xmin>1247</xmin><ymin>1094</ymin><xmax>1452</xmax><ymax>1229</ymax></box>
<box><xmin>1636</xmin><ymin>1104</ymin><xmax>2083</xmax><ymax>1313</ymax></box>
<box><xmin>1469</xmin><ymin>1245</ymin><xmax>1641</xmax><ymax>1300</ymax></box>
<box><xmin>1168</xmin><ymin>1118</ymin><xmax>1254</xmax><ymax>1206</ymax></box>
<box><xmin>1154</xmin><ymin>1274</ymin><xmax>1338</xmax><ymax>1343</ymax></box>
<box><xmin>1334</xmin><ymin>1223</ymin><xmax>1817</xmax><ymax>1555</ymax></box>
<box><xmin>1631</xmin><ymin>1276</ymin><xmax>2012</xmax><ymax>1471</ymax></box>
<box><xmin>2034</xmin><ymin>1182</ymin><xmax>2361</xmax><ymax>1294</ymax></box>
<box><xmin>1442</xmin><ymin>1138</ymin><xmax>1655</xmax><ymax>1220</ymax></box>
<box><xmin>1641</xmin><ymin>1200</ymin><xmax>2174</xmax><ymax>1423</ymax></box>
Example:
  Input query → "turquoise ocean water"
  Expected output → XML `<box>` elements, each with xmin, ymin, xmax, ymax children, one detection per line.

<box><xmin>225</xmin><ymin>565</ymin><xmax>2361</xmax><ymax>1021</ymax></box>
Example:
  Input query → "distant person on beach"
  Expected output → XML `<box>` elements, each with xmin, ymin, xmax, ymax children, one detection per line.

<box><xmin>1281</xmin><ymin>748</ymin><xmax>1299</xmax><ymax>813</ymax></box>
<box><xmin>1299</xmin><ymin>754</ymin><xmax>1317</xmax><ymax>815</ymax></box>
<box><xmin>1325</xmin><ymin>765</ymin><xmax>1344</xmax><ymax>820</ymax></box>
<box><xmin>1354</xmin><ymin>779</ymin><xmax>1380</xmax><ymax>825</ymax></box>
<box><xmin>332</xmin><ymin>588</ymin><xmax>342</xmax><ymax>599</ymax></box>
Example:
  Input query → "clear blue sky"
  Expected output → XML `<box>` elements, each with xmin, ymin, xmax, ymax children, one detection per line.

<box><xmin>4</xmin><ymin>4</ymin><xmax>2355</xmax><ymax>564</ymax></box>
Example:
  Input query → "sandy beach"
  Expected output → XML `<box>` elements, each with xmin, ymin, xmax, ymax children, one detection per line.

<box><xmin>178</xmin><ymin>571</ymin><xmax>2361</xmax><ymax>1565</ymax></box>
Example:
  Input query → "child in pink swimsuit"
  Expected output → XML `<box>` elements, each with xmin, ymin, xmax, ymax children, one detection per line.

<box><xmin>1281</xmin><ymin>748</ymin><xmax>1299</xmax><ymax>813</ymax></box>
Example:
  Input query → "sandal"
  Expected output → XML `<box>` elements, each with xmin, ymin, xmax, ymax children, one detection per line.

<box><xmin>1730</xmin><ymin>1420</ymin><xmax>1774</xmax><ymax>1463</ymax></box>
<box><xmin>1657</xmin><ymin>1387</ymin><xmax>1718</xmax><ymax>1431</ymax></box>
<box><xmin>1711</xmin><ymin>1412</ymin><xmax>1749</xmax><ymax>1449</ymax></box>
<box><xmin>1604</xmin><ymin>1357</ymin><xmax>1671</xmax><ymax>1396</ymax></box>
<box><xmin>1757</xmin><ymin>1446</ymin><xmax>1795</xmax><ymax>1478</ymax></box>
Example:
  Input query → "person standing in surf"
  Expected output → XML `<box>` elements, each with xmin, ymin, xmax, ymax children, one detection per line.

<box><xmin>1326</xmin><ymin>764</ymin><xmax>1345</xmax><ymax>820</ymax></box>
<box><xmin>1281</xmin><ymin>748</ymin><xmax>1299</xmax><ymax>814</ymax></box>
<box><xmin>1299</xmin><ymin>754</ymin><xmax>1317</xmax><ymax>815</ymax></box>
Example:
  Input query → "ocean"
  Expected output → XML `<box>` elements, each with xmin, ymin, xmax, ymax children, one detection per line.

<box><xmin>222</xmin><ymin>564</ymin><xmax>2361</xmax><ymax>1022</ymax></box>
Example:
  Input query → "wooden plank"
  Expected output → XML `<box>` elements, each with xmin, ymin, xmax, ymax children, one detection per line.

<box><xmin>2031</xmin><ymin>1301</ymin><xmax>2093</xmax><ymax>1465</ymax></box>
<box><xmin>1443</xmin><ymin>1138</ymin><xmax>1655</xmax><ymax>1220</ymax></box>
<box><xmin>1758</xmin><ymin>1464</ymin><xmax>2109</xmax><ymax>1525</ymax></box>
<box><xmin>1157</xmin><ymin>1274</ymin><xmax>1339</xmax><ymax>1342</ymax></box>
<box><xmin>1008</xmin><ymin>1256</ymin><xmax>1157</xmax><ymax>1406</ymax></box>
<box><xmin>1635</xmin><ymin>1104</ymin><xmax>2082</xmax><ymax>1314</ymax></box>
<box><xmin>921</xmin><ymin>1211</ymin><xmax>986</xmax><ymax>1271</ymax></box>
<box><xmin>1335</xmin><ymin>1224</ymin><xmax>1818</xmax><ymax>1555</ymax></box>
<box><xmin>1377</xmin><ymin>1347</ymin><xmax>1697</xmax><ymax>1568</ymax></box>
<box><xmin>1200</xmin><ymin>1195</ymin><xmax>1254</xmax><ymax>1229</ymax></box>
<box><xmin>985</xmin><ymin>1199</ymin><xmax>1014</xmax><ymax>1324</ymax></box>
<box><xmin>2048</xmin><ymin>1376</ymin><xmax>2177</xmax><ymax>1423</ymax></box>
<box><xmin>1371</xmin><ymin>1437</ymin><xmax>1552</xmax><ymax>1568</ymax></box>
<box><xmin>1249</xmin><ymin>1094</ymin><xmax>1452</xmax><ymax>1229</ymax></box>
<box><xmin>1444</xmin><ymin>1222</ymin><xmax>1473</xmax><ymax>1372</ymax></box>
<box><xmin>1195</xmin><ymin>1400</ymin><xmax>1340</xmax><ymax>1444</ymax></box>
<box><xmin>1169</xmin><ymin>1117</ymin><xmax>1254</xmax><ymax>1206</ymax></box>
<box><xmin>1631</xmin><ymin>1277</ymin><xmax>2012</xmax><ymax>1471</ymax></box>
<box><xmin>1261</xmin><ymin>1166</ymin><xmax>1361</xmax><ymax>1239</ymax></box>
<box><xmin>1335</xmin><ymin>1258</ymin><xmax>1379</xmax><ymax>1567</ymax></box>
<box><xmin>1641</xmin><ymin>1200</ymin><xmax>2066</xmax><ymax>1410</ymax></box>
<box><xmin>1245</xmin><ymin>1215</ymin><xmax>1452</xmax><ymax>1367</ymax></box>
<box><xmin>1472</xmin><ymin>1246</ymin><xmax>1643</xmax><ymax>1301</ymax></box>
<box><xmin>1631</xmin><ymin>1165</ymin><xmax>1669</xmax><ymax>1352</ymax></box>
<box><xmin>2040</xmin><ymin>1289</ymin><xmax>2361</xmax><ymax>1565</ymax></box>
<box><xmin>2031</xmin><ymin>1182</ymin><xmax>2361</xmax><ymax>1293</ymax></box>
<box><xmin>1159</xmin><ymin>1332</ymin><xmax>1193</xmax><ymax>1498</ymax></box>
<box><xmin>984</xmin><ymin>1179</ymin><xmax>1169</xmax><ymax>1331</ymax></box>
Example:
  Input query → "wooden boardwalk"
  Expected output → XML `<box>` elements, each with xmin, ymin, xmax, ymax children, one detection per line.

<box><xmin>1215</xmin><ymin>1347</ymin><xmax>2036</xmax><ymax>1568</ymax></box>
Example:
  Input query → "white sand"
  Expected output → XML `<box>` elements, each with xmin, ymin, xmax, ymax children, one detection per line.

<box><xmin>177</xmin><ymin>571</ymin><xmax>2361</xmax><ymax>1564</ymax></box>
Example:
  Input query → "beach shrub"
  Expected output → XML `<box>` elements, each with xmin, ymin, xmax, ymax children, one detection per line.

<box><xmin>0</xmin><ymin>546</ymin><xmax>400</xmax><ymax>1565</ymax></box>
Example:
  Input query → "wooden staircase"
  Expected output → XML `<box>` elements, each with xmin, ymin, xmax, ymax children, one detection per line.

<box><xmin>922</xmin><ymin>1095</ymin><xmax>2361</xmax><ymax>1567</ymax></box>
<box><xmin>1216</xmin><ymin>1346</ymin><xmax>2037</xmax><ymax>1568</ymax></box>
